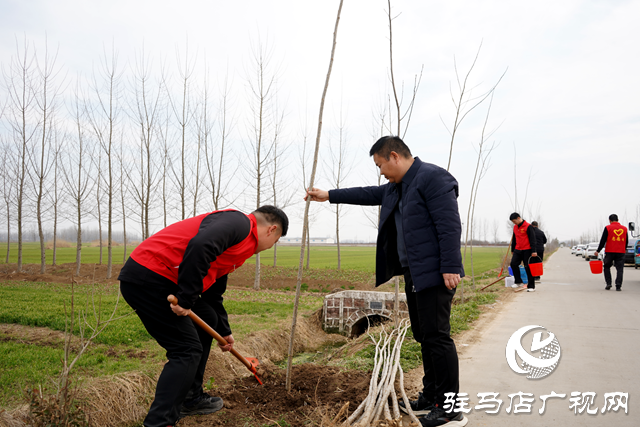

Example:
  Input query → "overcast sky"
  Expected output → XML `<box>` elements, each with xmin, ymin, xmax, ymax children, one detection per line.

<box><xmin>1</xmin><ymin>0</ymin><xmax>639</xmax><ymax>244</ymax></box>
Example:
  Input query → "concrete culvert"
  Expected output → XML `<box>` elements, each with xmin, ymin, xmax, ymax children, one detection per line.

<box><xmin>350</xmin><ymin>314</ymin><xmax>391</xmax><ymax>338</ymax></box>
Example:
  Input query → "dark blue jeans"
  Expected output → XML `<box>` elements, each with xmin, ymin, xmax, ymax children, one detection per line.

<box><xmin>404</xmin><ymin>268</ymin><xmax>459</xmax><ymax>407</ymax></box>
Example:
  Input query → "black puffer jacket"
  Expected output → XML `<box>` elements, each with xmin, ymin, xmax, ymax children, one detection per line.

<box><xmin>533</xmin><ymin>227</ymin><xmax>547</xmax><ymax>252</ymax></box>
<box><xmin>329</xmin><ymin>157</ymin><xmax>464</xmax><ymax>292</ymax></box>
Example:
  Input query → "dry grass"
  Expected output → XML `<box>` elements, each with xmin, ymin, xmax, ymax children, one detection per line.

<box><xmin>81</xmin><ymin>372</ymin><xmax>155</xmax><ymax>427</ymax></box>
<box><xmin>44</xmin><ymin>240</ymin><xmax>75</xmax><ymax>250</ymax></box>
<box><xmin>0</xmin><ymin>405</ymin><xmax>28</xmax><ymax>427</ymax></box>
<box><xmin>0</xmin><ymin>372</ymin><xmax>155</xmax><ymax>427</ymax></box>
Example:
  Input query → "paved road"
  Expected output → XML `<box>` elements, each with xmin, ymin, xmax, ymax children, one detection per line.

<box><xmin>458</xmin><ymin>248</ymin><xmax>640</xmax><ymax>426</ymax></box>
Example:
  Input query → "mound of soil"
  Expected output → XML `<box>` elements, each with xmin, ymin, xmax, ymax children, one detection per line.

<box><xmin>179</xmin><ymin>364</ymin><xmax>371</xmax><ymax>427</ymax></box>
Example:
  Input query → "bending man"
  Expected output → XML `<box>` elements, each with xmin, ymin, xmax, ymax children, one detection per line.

<box><xmin>118</xmin><ymin>206</ymin><xmax>288</xmax><ymax>427</ymax></box>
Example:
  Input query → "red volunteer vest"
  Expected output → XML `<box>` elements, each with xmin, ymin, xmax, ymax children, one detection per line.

<box><xmin>514</xmin><ymin>220</ymin><xmax>531</xmax><ymax>250</ymax></box>
<box><xmin>130</xmin><ymin>210</ymin><xmax>258</xmax><ymax>292</ymax></box>
<box><xmin>605</xmin><ymin>222</ymin><xmax>627</xmax><ymax>253</ymax></box>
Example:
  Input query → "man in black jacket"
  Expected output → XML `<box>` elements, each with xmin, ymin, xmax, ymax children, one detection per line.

<box><xmin>531</xmin><ymin>221</ymin><xmax>547</xmax><ymax>280</ymax></box>
<box><xmin>306</xmin><ymin>136</ymin><xmax>466</xmax><ymax>427</ymax></box>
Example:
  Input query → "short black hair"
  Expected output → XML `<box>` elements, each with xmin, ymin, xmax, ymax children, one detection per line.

<box><xmin>253</xmin><ymin>205</ymin><xmax>289</xmax><ymax>236</ymax></box>
<box><xmin>609</xmin><ymin>214</ymin><xmax>618</xmax><ymax>222</ymax></box>
<box><xmin>531</xmin><ymin>221</ymin><xmax>538</xmax><ymax>227</ymax></box>
<box><xmin>509</xmin><ymin>212</ymin><xmax>520</xmax><ymax>221</ymax></box>
<box><xmin>369</xmin><ymin>135</ymin><xmax>412</xmax><ymax>160</ymax></box>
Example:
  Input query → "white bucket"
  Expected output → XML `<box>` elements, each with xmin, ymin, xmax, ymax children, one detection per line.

<box><xmin>505</xmin><ymin>276</ymin><xmax>515</xmax><ymax>288</ymax></box>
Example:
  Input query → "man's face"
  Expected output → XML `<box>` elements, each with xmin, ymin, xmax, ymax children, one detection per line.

<box><xmin>373</xmin><ymin>152</ymin><xmax>402</xmax><ymax>183</ymax></box>
<box><xmin>255</xmin><ymin>225</ymin><xmax>281</xmax><ymax>254</ymax></box>
<box><xmin>511</xmin><ymin>217</ymin><xmax>523</xmax><ymax>225</ymax></box>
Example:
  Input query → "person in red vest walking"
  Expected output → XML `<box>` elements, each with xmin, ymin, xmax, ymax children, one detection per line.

<box><xmin>509</xmin><ymin>212</ymin><xmax>538</xmax><ymax>292</ymax></box>
<box><xmin>118</xmin><ymin>206</ymin><xmax>288</xmax><ymax>427</ymax></box>
<box><xmin>594</xmin><ymin>214</ymin><xmax>628</xmax><ymax>291</ymax></box>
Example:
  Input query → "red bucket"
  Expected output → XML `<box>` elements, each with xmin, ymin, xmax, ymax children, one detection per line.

<box><xmin>589</xmin><ymin>260</ymin><xmax>603</xmax><ymax>274</ymax></box>
<box><xmin>528</xmin><ymin>256</ymin><xmax>543</xmax><ymax>277</ymax></box>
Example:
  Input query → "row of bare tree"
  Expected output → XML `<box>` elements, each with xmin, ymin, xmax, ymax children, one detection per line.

<box><xmin>1</xmin><ymin>36</ymin><xmax>356</xmax><ymax>284</ymax></box>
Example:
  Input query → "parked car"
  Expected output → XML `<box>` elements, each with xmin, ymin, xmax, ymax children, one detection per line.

<box><xmin>584</xmin><ymin>243</ymin><xmax>599</xmax><ymax>261</ymax></box>
<box><xmin>571</xmin><ymin>245</ymin><xmax>577</xmax><ymax>254</ymax></box>
<box><xmin>575</xmin><ymin>244</ymin><xmax>586</xmax><ymax>256</ymax></box>
<box><xmin>625</xmin><ymin>239</ymin><xmax>638</xmax><ymax>264</ymax></box>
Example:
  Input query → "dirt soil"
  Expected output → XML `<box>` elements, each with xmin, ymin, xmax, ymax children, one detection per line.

<box><xmin>179</xmin><ymin>364</ymin><xmax>370</xmax><ymax>427</ymax></box>
<box><xmin>0</xmin><ymin>262</ymin><xmax>376</xmax><ymax>292</ymax></box>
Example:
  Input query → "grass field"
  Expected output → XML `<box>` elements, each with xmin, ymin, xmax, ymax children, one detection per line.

<box><xmin>0</xmin><ymin>280</ymin><xmax>324</xmax><ymax>406</ymax></box>
<box><xmin>1</xmin><ymin>242</ymin><xmax>510</xmax><ymax>278</ymax></box>
<box><xmin>0</xmin><ymin>243</ymin><xmax>509</xmax><ymax>408</ymax></box>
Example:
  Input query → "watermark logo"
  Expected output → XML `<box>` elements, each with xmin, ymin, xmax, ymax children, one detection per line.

<box><xmin>505</xmin><ymin>325</ymin><xmax>561</xmax><ymax>379</ymax></box>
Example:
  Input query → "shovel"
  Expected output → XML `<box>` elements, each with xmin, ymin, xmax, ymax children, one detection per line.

<box><xmin>167</xmin><ymin>295</ymin><xmax>263</xmax><ymax>385</ymax></box>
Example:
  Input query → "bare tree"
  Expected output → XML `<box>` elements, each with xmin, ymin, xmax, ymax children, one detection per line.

<box><xmin>269</xmin><ymin>99</ymin><xmax>293</xmax><ymax>267</ymax></box>
<box><xmin>442</xmin><ymin>42</ymin><xmax>506</xmax><ymax>171</ymax></box>
<box><xmin>492</xmin><ymin>218</ymin><xmax>500</xmax><ymax>244</ymax></box>
<box><xmin>191</xmin><ymin>62</ymin><xmax>213</xmax><ymax>217</ymax></box>
<box><xmin>464</xmin><ymin>98</ymin><xmax>499</xmax><ymax>295</ymax></box>
<box><xmin>157</xmin><ymin>98</ymin><xmax>171</xmax><ymax>229</ymax></box>
<box><xmin>287</xmin><ymin>0</ymin><xmax>344</xmax><ymax>392</ymax></box>
<box><xmin>386</xmin><ymin>0</ymin><xmax>423</xmax><ymax>139</ymax></box>
<box><xmin>50</xmin><ymin>122</ymin><xmax>63</xmax><ymax>266</ymax></box>
<box><xmin>129</xmin><ymin>45</ymin><xmax>163</xmax><ymax>240</ymax></box>
<box><xmin>245</xmin><ymin>36</ymin><xmax>279</xmax><ymax>289</ymax></box>
<box><xmin>30</xmin><ymin>39</ymin><xmax>63</xmax><ymax>273</ymax></box>
<box><xmin>298</xmin><ymin>122</ymin><xmax>319</xmax><ymax>269</ymax></box>
<box><xmin>94</xmin><ymin>149</ymin><xmax>104</xmax><ymax>264</ymax></box>
<box><xmin>62</xmin><ymin>78</ymin><xmax>95</xmax><ymax>276</ymax></box>
<box><xmin>1</xmin><ymin>142</ymin><xmax>15</xmax><ymax>262</ymax></box>
<box><xmin>167</xmin><ymin>41</ymin><xmax>197</xmax><ymax>221</ymax></box>
<box><xmin>87</xmin><ymin>46</ymin><xmax>122</xmax><ymax>277</ymax></box>
<box><xmin>324</xmin><ymin>99</ymin><xmax>353</xmax><ymax>270</ymax></box>
<box><xmin>117</xmin><ymin>138</ymin><xmax>131</xmax><ymax>263</ymax></box>
<box><xmin>204</xmin><ymin>69</ymin><xmax>237</xmax><ymax>211</ymax></box>
<box><xmin>3</xmin><ymin>36</ymin><xmax>39</xmax><ymax>272</ymax></box>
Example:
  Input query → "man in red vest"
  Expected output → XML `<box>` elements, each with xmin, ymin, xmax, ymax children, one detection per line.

<box><xmin>509</xmin><ymin>212</ymin><xmax>538</xmax><ymax>292</ymax></box>
<box><xmin>594</xmin><ymin>214</ymin><xmax>628</xmax><ymax>291</ymax></box>
<box><xmin>118</xmin><ymin>206</ymin><xmax>288</xmax><ymax>427</ymax></box>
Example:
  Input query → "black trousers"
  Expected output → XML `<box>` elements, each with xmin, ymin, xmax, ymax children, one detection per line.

<box><xmin>603</xmin><ymin>252</ymin><xmax>625</xmax><ymax>287</ymax></box>
<box><xmin>120</xmin><ymin>281</ymin><xmax>222</xmax><ymax>427</ymax></box>
<box><xmin>404</xmin><ymin>268</ymin><xmax>459</xmax><ymax>407</ymax></box>
<box><xmin>511</xmin><ymin>249</ymin><xmax>535</xmax><ymax>289</ymax></box>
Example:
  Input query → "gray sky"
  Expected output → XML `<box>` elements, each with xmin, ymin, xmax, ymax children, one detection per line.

<box><xmin>2</xmin><ymin>0</ymin><xmax>639</xmax><ymax>243</ymax></box>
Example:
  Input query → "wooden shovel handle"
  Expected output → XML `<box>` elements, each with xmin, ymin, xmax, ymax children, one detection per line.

<box><xmin>166</xmin><ymin>295</ymin><xmax>255</xmax><ymax>372</ymax></box>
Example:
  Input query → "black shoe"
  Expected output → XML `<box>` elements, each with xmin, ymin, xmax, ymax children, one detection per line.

<box><xmin>605</xmin><ymin>284</ymin><xmax>612</xmax><ymax>290</ymax></box>
<box><xmin>616</xmin><ymin>287</ymin><xmax>622</xmax><ymax>291</ymax></box>
<box><xmin>419</xmin><ymin>407</ymin><xmax>468</xmax><ymax>426</ymax></box>
<box><xmin>399</xmin><ymin>392</ymin><xmax>436</xmax><ymax>416</ymax></box>
<box><xmin>180</xmin><ymin>394</ymin><xmax>224</xmax><ymax>417</ymax></box>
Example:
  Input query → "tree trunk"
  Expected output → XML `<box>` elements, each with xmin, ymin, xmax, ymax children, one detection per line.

<box><xmin>286</xmin><ymin>0</ymin><xmax>343</xmax><ymax>392</ymax></box>
<box><xmin>4</xmin><ymin>201</ymin><xmax>10</xmax><ymax>264</ymax></box>
<box><xmin>336</xmin><ymin>207</ymin><xmax>341</xmax><ymax>271</ymax></box>
<box><xmin>76</xmin><ymin>213</ymin><xmax>82</xmax><ymax>276</ymax></box>
<box><xmin>273</xmin><ymin>243</ymin><xmax>277</xmax><ymax>267</ymax></box>
<box><xmin>306</xmin><ymin>216</ymin><xmax>310</xmax><ymax>269</ymax></box>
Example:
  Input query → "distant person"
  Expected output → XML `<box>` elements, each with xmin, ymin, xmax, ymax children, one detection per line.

<box><xmin>594</xmin><ymin>214</ymin><xmax>628</xmax><ymax>291</ymax></box>
<box><xmin>531</xmin><ymin>221</ymin><xmax>547</xmax><ymax>280</ymax></box>
<box><xmin>118</xmin><ymin>206</ymin><xmax>288</xmax><ymax>427</ymax></box>
<box><xmin>306</xmin><ymin>136</ymin><xmax>467</xmax><ymax>427</ymax></box>
<box><xmin>509</xmin><ymin>213</ymin><xmax>537</xmax><ymax>292</ymax></box>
